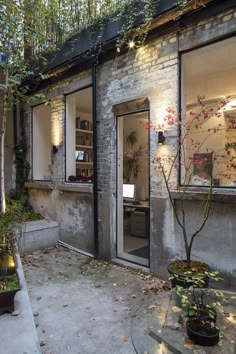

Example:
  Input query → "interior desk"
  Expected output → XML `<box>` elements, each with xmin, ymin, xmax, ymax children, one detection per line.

<box><xmin>123</xmin><ymin>201</ymin><xmax>150</xmax><ymax>238</ymax></box>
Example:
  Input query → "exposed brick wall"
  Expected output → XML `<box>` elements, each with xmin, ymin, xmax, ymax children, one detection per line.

<box><xmin>23</xmin><ymin>7</ymin><xmax>236</xmax><ymax>287</ymax></box>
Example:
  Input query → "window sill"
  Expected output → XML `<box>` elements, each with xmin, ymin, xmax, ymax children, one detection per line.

<box><xmin>57</xmin><ymin>183</ymin><xmax>93</xmax><ymax>194</ymax></box>
<box><xmin>170</xmin><ymin>188</ymin><xmax>236</xmax><ymax>203</ymax></box>
<box><xmin>25</xmin><ymin>181</ymin><xmax>53</xmax><ymax>190</ymax></box>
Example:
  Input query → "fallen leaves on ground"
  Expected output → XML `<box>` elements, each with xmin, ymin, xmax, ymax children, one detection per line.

<box><xmin>183</xmin><ymin>338</ymin><xmax>194</xmax><ymax>350</ymax></box>
<box><xmin>172</xmin><ymin>306</ymin><xmax>182</xmax><ymax>313</ymax></box>
<box><xmin>123</xmin><ymin>336</ymin><xmax>129</xmax><ymax>342</ymax></box>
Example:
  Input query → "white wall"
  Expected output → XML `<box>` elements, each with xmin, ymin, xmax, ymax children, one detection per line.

<box><xmin>66</xmin><ymin>87</ymin><xmax>93</xmax><ymax>181</ymax></box>
<box><xmin>123</xmin><ymin>113</ymin><xmax>149</xmax><ymax>200</ymax></box>
<box><xmin>33</xmin><ymin>105</ymin><xmax>51</xmax><ymax>180</ymax></box>
<box><xmin>182</xmin><ymin>36</ymin><xmax>236</xmax><ymax>186</ymax></box>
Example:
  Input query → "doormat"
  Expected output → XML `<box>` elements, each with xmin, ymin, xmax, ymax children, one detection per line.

<box><xmin>129</xmin><ymin>246</ymin><xmax>148</xmax><ymax>259</ymax></box>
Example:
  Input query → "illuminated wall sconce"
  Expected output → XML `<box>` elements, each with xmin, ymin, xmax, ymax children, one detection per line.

<box><xmin>158</xmin><ymin>131</ymin><xmax>165</xmax><ymax>145</ymax></box>
<box><xmin>128</xmin><ymin>40</ymin><xmax>135</xmax><ymax>49</ymax></box>
<box><xmin>52</xmin><ymin>145</ymin><xmax>58</xmax><ymax>154</ymax></box>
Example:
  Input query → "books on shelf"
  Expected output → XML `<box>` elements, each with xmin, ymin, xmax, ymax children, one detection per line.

<box><xmin>75</xmin><ymin>117</ymin><xmax>93</xmax><ymax>182</ymax></box>
<box><xmin>76</xmin><ymin>134</ymin><xmax>93</xmax><ymax>146</ymax></box>
<box><xmin>76</xmin><ymin>117</ymin><xmax>93</xmax><ymax>131</ymax></box>
<box><xmin>75</xmin><ymin>150</ymin><xmax>93</xmax><ymax>162</ymax></box>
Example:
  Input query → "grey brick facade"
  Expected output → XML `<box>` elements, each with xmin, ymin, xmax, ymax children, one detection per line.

<box><xmin>24</xmin><ymin>5</ymin><xmax>236</xmax><ymax>289</ymax></box>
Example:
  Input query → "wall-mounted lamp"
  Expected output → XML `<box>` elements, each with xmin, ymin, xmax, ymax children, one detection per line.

<box><xmin>52</xmin><ymin>145</ymin><xmax>58</xmax><ymax>154</ymax></box>
<box><xmin>128</xmin><ymin>40</ymin><xmax>135</xmax><ymax>49</ymax></box>
<box><xmin>158</xmin><ymin>131</ymin><xmax>165</xmax><ymax>145</ymax></box>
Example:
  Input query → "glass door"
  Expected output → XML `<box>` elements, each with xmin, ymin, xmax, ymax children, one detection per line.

<box><xmin>117</xmin><ymin>111</ymin><xmax>149</xmax><ymax>266</ymax></box>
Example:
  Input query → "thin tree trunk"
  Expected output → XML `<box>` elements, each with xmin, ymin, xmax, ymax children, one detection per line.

<box><xmin>0</xmin><ymin>68</ymin><xmax>8</xmax><ymax>214</ymax></box>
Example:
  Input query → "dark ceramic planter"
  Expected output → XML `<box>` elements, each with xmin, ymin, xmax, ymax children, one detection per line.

<box><xmin>168</xmin><ymin>260</ymin><xmax>209</xmax><ymax>289</ymax></box>
<box><xmin>186</xmin><ymin>319</ymin><xmax>220</xmax><ymax>347</ymax></box>
<box><xmin>0</xmin><ymin>272</ymin><xmax>20</xmax><ymax>315</ymax></box>
<box><xmin>0</xmin><ymin>287</ymin><xmax>20</xmax><ymax>314</ymax></box>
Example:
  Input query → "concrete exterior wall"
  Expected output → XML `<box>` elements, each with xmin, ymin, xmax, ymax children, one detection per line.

<box><xmin>19</xmin><ymin>219</ymin><xmax>60</xmax><ymax>254</ymax></box>
<box><xmin>25</xmin><ymin>7</ymin><xmax>236</xmax><ymax>289</ymax></box>
<box><xmin>25</xmin><ymin>70</ymin><xmax>95</xmax><ymax>254</ymax></box>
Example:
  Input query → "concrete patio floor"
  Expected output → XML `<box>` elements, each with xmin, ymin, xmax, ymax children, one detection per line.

<box><xmin>21</xmin><ymin>246</ymin><xmax>236</xmax><ymax>354</ymax></box>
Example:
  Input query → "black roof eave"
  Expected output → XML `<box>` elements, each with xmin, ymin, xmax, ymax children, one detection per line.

<box><xmin>44</xmin><ymin>0</ymin><xmax>177</xmax><ymax>73</ymax></box>
<box><xmin>28</xmin><ymin>0</ymin><xmax>236</xmax><ymax>92</ymax></box>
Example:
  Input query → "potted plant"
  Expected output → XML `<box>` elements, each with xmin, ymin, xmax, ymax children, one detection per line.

<box><xmin>174</xmin><ymin>272</ymin><xmax>224</xmax><ymax>347</ymax></box>
<box><xmin>148</xmin><ymin>96</ymin><xmax>236</xmax><ymax>287</ymax></box>
<box><xmin>0</xmin><ymin>211</ymin><xmax>18</xmax><ymax>277</ymax></box>
<box><xmin>0</xmin><ymin>273</ymin><xmax>20</xmax><ymax>314</ymax></box>
<box><xmin>0</xmin><ymin>205</ymin><xmax>19</xmax><ymax>313</ymax></box>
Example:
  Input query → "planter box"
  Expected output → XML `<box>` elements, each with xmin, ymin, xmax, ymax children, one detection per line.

<box><xmin>18</xmin><ymin>219</ymin><xmax>60</xmax><ymax>254</ymax></box>
<box><xmin>0</xmin><ymin>282</ymin><xmax>20</xmax><ymax>314</ymax></box>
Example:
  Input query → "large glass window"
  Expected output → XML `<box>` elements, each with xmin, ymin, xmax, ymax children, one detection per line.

<box><xmin>65</xmin><ymin>87</ymin><xmax>93</xmax><ymax>183</ymax></box>
<box><xmin>117</xmin><ymin>111</ymin><xmax>149</xmax><ymax>267</ymax></box>
<box><xmin>181</xmin><ymin>36</ymin><xmax>236</xmax><ymax>187</ymax></box>
<box><xmin>32</xmin><ymin>104</ymin><xmax>51</xmax><ymax>180</ymax></box>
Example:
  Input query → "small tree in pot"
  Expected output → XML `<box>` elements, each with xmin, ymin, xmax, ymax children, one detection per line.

<box><xmin>145</xmin><ymin>96</ymin><xmax>236</xmax><ymax>286</ymax></box>
<box><xmin>174</xmin><ymin>271</ymin><xmax>224</xmax><ymax>347</ymax></box>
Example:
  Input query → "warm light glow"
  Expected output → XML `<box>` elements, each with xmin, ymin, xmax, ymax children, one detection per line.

<box><xmin>8</xmin><ymin>256</ymin><xmax>15</xmax><ymax>269</ymax></box>
<box><xmin>52</xmin><ymin>119</ymin><xmax>63</xmax><ymax>146</ymax></box>
<box><xmin>224</xmin><ymin>99</ymin><xmax>236</xmax><ymax>111</ymax></box>
<box><xmin>128</xmin><ymin>40</ymin><xmax>135</xmax><ymax>49</ymax></box>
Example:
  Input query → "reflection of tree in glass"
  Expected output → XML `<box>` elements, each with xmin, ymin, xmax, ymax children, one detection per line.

<box><xmin>124</xmin><ymin>131</ymin><xmax>143</xmax><ymax>183</ymax></box>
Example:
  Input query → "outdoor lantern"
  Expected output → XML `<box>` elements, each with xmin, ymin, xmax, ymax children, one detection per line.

<box><xmin>7</xmin><ymin>255</ymin><xmax>15</xmax><ymax>275</ymax></box>
<box><xmin>158</xmin><ymin>131</ymin><xmax>165</xmax><ymax>145</ymax></box>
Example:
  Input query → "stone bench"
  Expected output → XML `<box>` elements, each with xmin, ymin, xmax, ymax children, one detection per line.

<box><xmin>18</xmin><ymin>219</ymin><xmax>60</xmax><ymax>254</ymax></box>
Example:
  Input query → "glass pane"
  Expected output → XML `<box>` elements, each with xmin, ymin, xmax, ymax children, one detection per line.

<box><xmin>182</xmin><ymin>37</ymin><xmax>236</xmax><ymax>187</ymax></box>
<box><xmin>66</xmin><ymin>87</ymin><xmax>93</xmax><ymax>183</ymax></box>
<box><xmin>117</xmin><ymin>111</ymin><xmax>149</xmax><ymax>266</ymax></box>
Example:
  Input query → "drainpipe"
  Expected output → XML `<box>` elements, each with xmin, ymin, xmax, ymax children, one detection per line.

<box><xmin>92</xmin><ymin>62</ymin><xmax>99</xmax><ymax>259</ymax></box>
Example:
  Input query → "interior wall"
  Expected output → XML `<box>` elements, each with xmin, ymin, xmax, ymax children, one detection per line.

<box><xmin>32</xmin><ymin>105</ymin><xmax>51</xmax><ymax>180</ymax></box>
<box><xmin>183</xmin><ymin>36</ymin><xmax>236</xmax><ymax>105</ymax></box>
<box><xmin>123</xmin><ymin>114</ymin><xmax>148</xmax><ymax>201</ymax></box>
<box><xmin>66</xmin><ymin>87</ymin><xmax>92</xmax><ymax>181</ymax></box>
<box><xmin>182</xmin><ymin>36</ymin><xmax>236</xmax><ymax>187</ymax></box>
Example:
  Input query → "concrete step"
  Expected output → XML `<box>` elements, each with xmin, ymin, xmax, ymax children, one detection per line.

<box><xmin>18</xmin><ymin>219</ymin><xmax>60</xmax><ymax>254</ymax></box>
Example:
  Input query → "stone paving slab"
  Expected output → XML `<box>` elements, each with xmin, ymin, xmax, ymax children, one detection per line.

<box><xmin>22</xmin><ymin>246</ymin><xmax>170</xmax><ymax>354</ymax></box>
<box><xmin>22</xmin><ymin>246</ymin><xmax>236</xmax><ymax>354</ymax></box>
<box><xmin>133</xmin><ymin>290</ymin><xmax>236</xmax><ymax>354</ymax></box>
